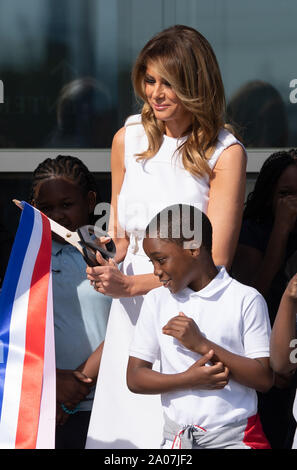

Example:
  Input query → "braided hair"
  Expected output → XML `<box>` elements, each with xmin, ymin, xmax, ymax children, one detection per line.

<box><xmin>30</xmin><ymin>154</ymin><xmax>100</xmax><ymax>223</ymax></box>
<box><xmin>244</xmin><ymin>149</ymin><xmax>297</xmax><ymax>223</ymax></box>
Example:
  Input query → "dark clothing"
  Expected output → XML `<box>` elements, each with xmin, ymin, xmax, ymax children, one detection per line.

<box><xmin>55</xmin><ymin>411</ymin><xmax>91</xmax><ymax>449</ymax></box>
<box><xmin>0</xmin><ymin>222</ymin><xmax>13</xmax><ymax>287</ymax></box>
<box><xmin>238</xmin><ymin>219</ymin><xmax>297</xmax><ymax>324</ymax></box>
<box><xmin>235</xmin><ymin>218</ymin><xmax>297</xmax><ymax>449</ymax></box>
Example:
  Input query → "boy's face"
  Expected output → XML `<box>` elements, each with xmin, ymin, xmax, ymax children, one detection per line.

<box><xmin>143</xmin><ymin>236</ymin><xmax>199</xmax><ymax>294</ymax></box>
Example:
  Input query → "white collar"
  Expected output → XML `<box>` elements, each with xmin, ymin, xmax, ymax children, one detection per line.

<box><xmin>173</xmin><ymin>266</ymin><xmax>233</xmax><ymax>300</ymax></box>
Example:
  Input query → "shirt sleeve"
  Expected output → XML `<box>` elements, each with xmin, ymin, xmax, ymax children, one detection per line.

<box><xmin>129</xmin><ymin>294</ymin><xmax>160</xmax><ymax>364</ymax></box>
<box><xmin>242</xmin><ymin>292</ymin><xmax>271</xmax><ymax>359</ymax></box>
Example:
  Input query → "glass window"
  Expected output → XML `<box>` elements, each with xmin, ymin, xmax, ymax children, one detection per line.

<box><xmin>1</xmin><ymin>0</ymin><xmax>296</xmax><ymax>256</ymax></box>
<box><xmin>0</xmin><ymin>0</ymin><xmax>296</xmax><ymax>149</ymax></box>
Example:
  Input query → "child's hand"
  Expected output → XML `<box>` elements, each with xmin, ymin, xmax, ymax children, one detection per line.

<box><xmin>162</xmin><ymin>312</ymin><xmax>205</xmax><ymax>354</ymax></box>
<box><xmin>56</xmin><ymin>369</ymin><xmax>92</xmax><ymax>405</ymax></box>
<box><xmin>184</xmin><ymin>350</ymin><xmax>229</xmax><ymax>390</ymax></box>
<box><xmin>72</xmin><ymin>370</ymin><xmax>93</xmax><ymax>384</ymax></box>
<box><xmin>56</xmin><ymin>402</ymin><xmax>69</xmax><ymax>426</ymax></box>
<box><xmin>274</xmin><ymin>195</ymin><xmax>297</xmax><ymax>234</ymax></box>
<box><xmin>285</xmin><ymin>273</ymin><xmax>297</xmax><ymax>302</ymax></box>
<box><xmin>56</xmin><ymin>399</ymin><xmax>81</xmax><ymax>426</ymax></box>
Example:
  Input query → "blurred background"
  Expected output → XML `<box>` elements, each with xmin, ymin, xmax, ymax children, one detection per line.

<box><xmin>0</xmin><ymin>0</ymin><xmax>296</xmax><ymax>234</ymax></box>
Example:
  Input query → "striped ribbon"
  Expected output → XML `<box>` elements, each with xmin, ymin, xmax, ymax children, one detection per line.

<box><xmin>0</xmin><ymin>202</ymin><xmax>56</xmax><ymax>449</ymax></box>
<box><xmin>171</xmin><ymin>424</ymin><xmax>207</xmax><ymax>449</ymax></box>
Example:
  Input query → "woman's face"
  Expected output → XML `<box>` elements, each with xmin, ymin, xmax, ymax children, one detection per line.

<box><xmin>144</xmin><ymin>61</ymin><xmax>192</xmax><ymax>137</ymax></box>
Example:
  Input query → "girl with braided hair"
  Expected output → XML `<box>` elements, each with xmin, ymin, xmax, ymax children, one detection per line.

<box><xmin>232</xmin><ymin>150</ymin><xmax>297</xmax><ymax>449</ymax></box>
<box><xmin>30</xmin><ymin>154</ymin><xmax>99</xmax><ymax>223</ymax></box>
<box><xmin>30</xmin><ymin>155</ymin><xmax>112</xmax><ymax>448</ymax></box>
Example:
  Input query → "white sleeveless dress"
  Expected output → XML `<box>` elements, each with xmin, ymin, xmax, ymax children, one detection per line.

<box><xmin>86</xmin><ymin>114</ymin><xmax>243</xmax><ymax>449</ymax></box>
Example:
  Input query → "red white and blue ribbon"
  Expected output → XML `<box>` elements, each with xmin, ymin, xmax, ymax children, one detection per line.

<box><xmin>0</xmin><ymin>201</ymin><xmax>56</xmax><ymax>449</ymax></box>
<box><xmin>171</xmin><ymin>425</ymin><xmax>207</xmax><ymax>449</ymax></box>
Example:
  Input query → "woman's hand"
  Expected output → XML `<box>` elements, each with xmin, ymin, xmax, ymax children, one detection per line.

<box><xmin>86</xmin><ymin>252</ymin><xmax>132</xmax><ymax>298</ymax></box>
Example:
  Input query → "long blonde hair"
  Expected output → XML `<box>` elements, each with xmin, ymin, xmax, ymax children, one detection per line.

<box><xmin>132</xmin><ymin>25</ymin><xmax>231</xmax><ymax>178</ymax></box>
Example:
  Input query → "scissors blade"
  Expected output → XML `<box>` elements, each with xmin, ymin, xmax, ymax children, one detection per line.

<box><xmin>13</xmin><ymin>199</ymin><xmax>84</xmax><ymax>255</ymax></box>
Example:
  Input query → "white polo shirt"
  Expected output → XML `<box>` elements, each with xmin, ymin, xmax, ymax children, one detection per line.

<box><xmin>129</xmin><ymin>267</ymin><xmax>271</xmax><ymax>431</ymax></box>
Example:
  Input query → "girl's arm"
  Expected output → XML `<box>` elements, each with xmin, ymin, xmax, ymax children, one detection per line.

<box><xmin>270</xmin><ymin>274</ymin><xmax>297</xmax><ymax>375</ymax></box>
<box><xmin>74</xmin><ymin>341</ymin><xmax>105</xmax><ymax>381</ymax></box>
<box><xmin>127</xmin><ymin>350</ymin><xmax>229</xmax><ymax>394</ymax></box>
<box><xmin>208</xmin><ymin>144</ymin><xmax>247</xmax><ymax>272</ymax></box>
<box><xmin>162</xmin><ymin>313</ymin><xmax>273</xmax><ymax>393</ymax></box>
<box><xmin>57</xmin><ymin>343</ymin><xmax>105</xmax><ymax>420</ymax></box>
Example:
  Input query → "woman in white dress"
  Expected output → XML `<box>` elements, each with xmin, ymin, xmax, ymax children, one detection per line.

<box><xmin>86</xmin><ymin>25</ymin><xmax>247</xmax><ymax>449</ymax></box>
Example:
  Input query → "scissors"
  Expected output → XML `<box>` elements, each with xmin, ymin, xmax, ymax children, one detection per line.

<box><xmin>13</xmin><ymin>199</ymin><xmax>116</xmax><ymax>267</ymax></box>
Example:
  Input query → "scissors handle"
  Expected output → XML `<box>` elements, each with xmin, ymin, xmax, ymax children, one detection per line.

<box><xmin>77</xmin><ymin>225</ymin><xmax>116</xmax><ymax>267</ymax></box>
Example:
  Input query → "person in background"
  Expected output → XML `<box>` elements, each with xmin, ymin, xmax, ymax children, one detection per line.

<box><xmin>47</xmin><ymin>77</ymin><xmax>113</xmax><ymax>148</ymax></box>
<box><xmin>226</xmin><ymin>80</ymin><xmax>288</xmax><ymax>148</ymax></box>
<box><xmin>270</xmin><ymin>273</ymin><xmax>297</xmax><ymax>449</ymax></box>
<box><xmin>232</xmin><ymin>150</ymin><xmax>297</xmax><ymax>448</ymax></box>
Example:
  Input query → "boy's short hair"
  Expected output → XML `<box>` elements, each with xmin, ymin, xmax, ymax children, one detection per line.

<box><xmin>145</xmin><ymin>204</ymin><xmax>212</xmax><ymax>253</ymax></box>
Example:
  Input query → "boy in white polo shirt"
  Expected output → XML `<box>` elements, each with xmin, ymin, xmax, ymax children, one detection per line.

<box><xmin>127</xmin><ymin>204</ymin><xmax>273</xmax><ymax>449</ymax></box>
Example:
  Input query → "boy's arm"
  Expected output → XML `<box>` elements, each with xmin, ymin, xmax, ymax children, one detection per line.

<box><xmin>270</xmin><ymin>274</ymin><xmax>297</xmax><ymax>375</ymax></box>
<box><xmin>198</xmin><ymin>343</ymin><xmax>272</xmax><ymax>393</ymax></box>
<box><xmin>127</xmin><ymin>293</ymin><xmax>229</xmax><ymax>395</ymax></box>
<box><xmin>163</xmin><ymin>312</ymin><xmax>273</xmax><ymax>393</ymax></box>
<box><xmin>127</xmin><ymin>350</ymin><xmax>229</xmax><ymax>394</ymax></box>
